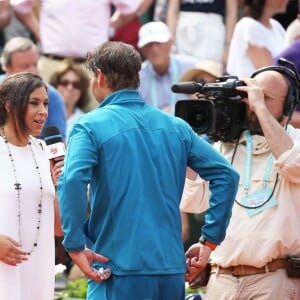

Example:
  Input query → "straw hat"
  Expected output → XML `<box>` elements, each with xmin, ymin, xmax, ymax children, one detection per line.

<box><xmin>180</xmin><ymin>60</ymin><xmax>222</xmax><ymax>82</ymax></box>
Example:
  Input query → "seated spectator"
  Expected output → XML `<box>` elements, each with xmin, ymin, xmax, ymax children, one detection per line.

<box><xmin>49</xmin><ymin>60</ymin><xmax>91</xmax><ymax>141</ymax></box>
<box><xmin>138</xmin><ymin>21</ymin><xmax>198</xmax><ymax>114</ymax></box>
<box><xmin>180</xmin><ymin>59</ymin><xmax>223</xmax><ymax>99</ymax></box>
<box><xmin>0</xmin><ymin>36</ymin><xmax>66</xmax><ymax>140</ymax></box>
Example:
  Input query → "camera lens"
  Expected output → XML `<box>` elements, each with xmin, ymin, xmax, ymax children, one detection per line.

<box><xmin>187</xmin><ymin>108</ymin><xmax>210</xmax><ymax>133</ymax></box>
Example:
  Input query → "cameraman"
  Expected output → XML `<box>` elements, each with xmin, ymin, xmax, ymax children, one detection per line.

<box><xmin>185</xmin><ymin>69</ymin><xmax>300</xmax><ymax>299</ymax></box>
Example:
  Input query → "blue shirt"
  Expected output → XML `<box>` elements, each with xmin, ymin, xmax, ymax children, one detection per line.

<box><xmin>138</xmin><ymin>54</ymin><xmax>198</xmax><ymax>111</ymax></box>
<box><xmin>58</xmin><ymin>89</ymin><xmax>239</xmax><ymax>276</ymax></box>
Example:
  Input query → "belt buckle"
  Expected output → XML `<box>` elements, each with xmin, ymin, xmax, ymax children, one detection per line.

<box><xmin>231</xmin><ymin>266</ymin><xmax>241</xmax><ymax>276</ymax></box>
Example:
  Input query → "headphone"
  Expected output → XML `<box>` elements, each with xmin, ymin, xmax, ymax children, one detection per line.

<box><xmin>251</xmin><ymin>58</ymin><xmax>300</xmax><ymax>118</ymax></box>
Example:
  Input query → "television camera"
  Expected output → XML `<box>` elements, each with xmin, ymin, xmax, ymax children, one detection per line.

<box><xmin>173</xmin><ymin>76</ymin><xmax>248</xmax><ymax>142</ymax></box>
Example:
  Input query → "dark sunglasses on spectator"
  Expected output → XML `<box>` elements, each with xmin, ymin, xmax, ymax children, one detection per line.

<box><xmin>58</xmin><ymin>79</ymin><xmax>81</xmax><ymax>90</ymax></box>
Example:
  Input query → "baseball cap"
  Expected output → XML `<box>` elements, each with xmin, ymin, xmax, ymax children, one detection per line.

<box><xmin>138</xmin><ymin>21</ymin><xmax>171</xmax><ymax>48</ymax></box>
<box><xmin>180</xmin><ymin>60</ymin><xmax>222</xmax><ymax>82</ymax></box>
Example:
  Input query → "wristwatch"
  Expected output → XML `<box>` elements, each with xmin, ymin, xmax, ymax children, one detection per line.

<box><xmin>199</xmin><ymin>236</ymin><xmax>217</xmax><ymax>251</ymax></box>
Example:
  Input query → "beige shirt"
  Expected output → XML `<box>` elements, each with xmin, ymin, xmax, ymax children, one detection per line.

<box><xmin>184</xmin><ymin>126</ymin><xmax>300</xmax><ymax>268</ymax></box>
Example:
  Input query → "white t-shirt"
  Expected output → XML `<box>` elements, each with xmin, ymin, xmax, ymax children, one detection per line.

<box><xmin>227</xmin><ymin>17</ymin><xmax>286</xmax><ymax>78</ymax></box>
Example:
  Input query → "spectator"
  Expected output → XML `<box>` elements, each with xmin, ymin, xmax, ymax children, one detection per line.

<box><xmin>227</xmin><ymin>0</ymin><xmax>287</xmax><ymax>78</ymax></box>
<box><xmin>138</xmin><ymin>21</ymin><xmax>198</xmax><ymax>114</ymax></box>
<box><xmin>49</xmin><ymin>60</ymin><xmax>91</xmax><ymax>141</ymax></box>
<box><xmin>57</xmin><ymin>41</ymin><xmax>239</xmax><ymax>299</ymax></box>
<box><xmin>110</xmin><ymin>0</ymin><xmax>154</xmax><ymax>50</ymax></box>
<box><xmin>9</xmin><ymin>0</ymin><xmax>142</xmax><ymax>82</ymax></box>
<box><xmin>166</xmin><ymin>0</ymin><xmax>238</xmax><ymax>71</ymax></box>
<box><xmin>185</xmin><ymin>66</ymin><xmax>300</xmax><ymax>299</ymax></box>
<box><xmin>180</xmin><ymin>60</ymin><xmax>223</xmax><ymax>98</ymax></box>
<box><xmin>0</xmin><ymin>36</ymin><xmax>66</xmax><ymax>140</ymax></box>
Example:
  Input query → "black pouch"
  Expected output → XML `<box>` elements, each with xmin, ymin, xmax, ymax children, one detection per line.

<box><xmin>286</xmin><ymin>256</ymin><xmax>300</xmax><ymax>278</ymax></box>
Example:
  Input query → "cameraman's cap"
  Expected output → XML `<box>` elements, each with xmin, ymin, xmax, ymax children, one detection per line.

<box><xmin>180</xmin><ymin>60</ymin><xmax>222</xmax><ymax>82</ymax></box>
<box><xmin>138</xmin><ymin>21</ymin><xmax>171</xmax><ymax>48</ymax></box>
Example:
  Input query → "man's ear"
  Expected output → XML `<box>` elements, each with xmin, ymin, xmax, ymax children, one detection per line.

<box><xmin>5</xmin><ymin>101</ymin><xmax>10</xmax><ymax>113</ymax></box>
<box><xmin>96</xmin><ymin>68</ymin><xmax>107</xmax><ymax>88</ymax></box>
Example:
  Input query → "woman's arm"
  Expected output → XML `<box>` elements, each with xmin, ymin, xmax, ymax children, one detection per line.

<box><xmin>223</xmin><ymin>0</ymin><xmax>238</xmax><ymax>70</ymax></box>
<box><xmin>166</xmin><ymin>0</ymin><xmax>180</xmax><ymax>42</ymax></box>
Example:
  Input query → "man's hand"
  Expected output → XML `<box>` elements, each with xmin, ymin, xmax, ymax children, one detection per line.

<box><xmin>0</xmin><ymin>235</ymin><xmax>28</xmax><ymax>266</ymax></box>
<box><xmin>69</xmin><ymin>248</ymin><xmax>111</xmax><ymax>282</ymax></box>
<box><xmin>185</xmin><ymin>242</ymin><xmax>211</xmax><ymax>283</ymax></box>
<box><xmin>236</xmin><ymin>78</ymin><xmax>266</xmax><ymax>113</ymax></box>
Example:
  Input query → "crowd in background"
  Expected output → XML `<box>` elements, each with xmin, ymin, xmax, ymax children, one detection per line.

<box><xmin>0</xmin><ymin>0</ymin><xmax>300</xmax><ymax>299</ymax></box>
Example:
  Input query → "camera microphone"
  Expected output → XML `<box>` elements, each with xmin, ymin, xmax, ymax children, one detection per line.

<box><xmin>171</xmin><ymin>81</ymin><xmax>202</xmax><ymax>94</ymax></box>
<box><xmin>44</xmin><ymin>125</ymin><xmax>65</xmax><ymax>160</ymax></box>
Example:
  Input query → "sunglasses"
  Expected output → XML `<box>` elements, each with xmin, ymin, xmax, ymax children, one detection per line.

<box><xmin>58</xmin><ymin>79</ymin><xmax>81</xmax><ymax>90</ymax></box>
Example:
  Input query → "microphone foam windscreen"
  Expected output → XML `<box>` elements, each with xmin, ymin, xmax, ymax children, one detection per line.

<box><xmin>44</xmin><ymin>125</ymin><xmax>62</xmax><ymax>145</ymax></box>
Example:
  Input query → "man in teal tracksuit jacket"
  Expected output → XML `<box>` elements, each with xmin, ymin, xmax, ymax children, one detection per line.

<box><xmin>58</xmin><ymin>41</ymin><xmax>239</xmax><ymax>300</ymax></box>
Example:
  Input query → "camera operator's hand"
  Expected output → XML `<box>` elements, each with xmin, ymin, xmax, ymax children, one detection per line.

<box><xmin>236</xmin><ymin>78</ymin><xmax>266</xmax><ymax>114</ymax></box>
<box><xmin>185</xmin><ymin>242</ymin><xmax>211</xmax><ymax>283</ymax></box>
<box><xmin>236</xmin><ymin>72</ymin><xmax>293</xmax><ymax>159</ymax></box>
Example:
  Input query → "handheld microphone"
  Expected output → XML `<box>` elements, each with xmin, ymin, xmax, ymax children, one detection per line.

<box><xmin>44</xmin><ymin>125</ymin><xmax>65</xmax><ymax>159</ymax></box>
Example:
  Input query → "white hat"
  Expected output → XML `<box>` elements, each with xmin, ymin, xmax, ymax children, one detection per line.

<box><xmin>138</xmin><ymin>21</ymin><xmax>171</xmax><ymax>48</ymax></box>
<box><xmin>180</xmin><ymin>60</ymin><xmax>222</xmax><ymax>82</ymax></box>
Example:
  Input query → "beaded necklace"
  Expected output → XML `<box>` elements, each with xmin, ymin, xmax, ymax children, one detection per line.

<box><xmin>1</xmin><ymin>129</ymin><xmax>43</xmax><ymax>255</ymax></box>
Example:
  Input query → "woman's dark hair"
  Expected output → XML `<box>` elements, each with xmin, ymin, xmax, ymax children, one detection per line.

<box><xmin>242</xmin><ymin>0</ymin><xmax>265</xmax><ymax>20</ymax></box>
<box><xmin>0</xmin><ymin>72</ymin><xmax>47</xmax><ymax>140</ymax></box>
<box><xmin>86</xmin><ymin>41</ymin><xmax>141</xmax><ymax>90</ymax></box>
<box><xmin>49</xmin><ymin>60</ymin><xmax>91</xmax><ymax>111</ymax></box>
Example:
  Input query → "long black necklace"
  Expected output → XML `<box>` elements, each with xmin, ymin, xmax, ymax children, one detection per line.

<box><xmin>1</xmin><ymin>130</ymin><xmax>43</xmax><ymax>255</ymax></box>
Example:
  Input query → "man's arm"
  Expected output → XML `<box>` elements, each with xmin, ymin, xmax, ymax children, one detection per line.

<box><xmin>110</xmin><ymin>1</ymin><xmax>144</xmax><ymax>34</ymax></box>
<box><xmin>237</xmin><ymin>78</ymin><xmax>294</xmax><ymax>159</ymax></box>
<box><xmin>0</xmin><ymin>0</ymin><xmax>11</xmax><ymax>29</ymax></box>
<box><xmin>13</xmin><ymin>7</ymin><xmax>40</xmax><ymax>42</ymax></box>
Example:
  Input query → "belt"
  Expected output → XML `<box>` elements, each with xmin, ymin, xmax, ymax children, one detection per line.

<box><xmin>43</xmin><ymin>53</ymin><xmax>86</xmax><ymax>63</ymax></box>
<box><xmin>211</xmin><ymin>258</ymin><xmax>286</xmax><ymax>277</ymax></box>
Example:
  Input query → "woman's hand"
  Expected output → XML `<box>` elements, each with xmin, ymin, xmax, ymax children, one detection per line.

<box><xmin>50</xmin><ymin>156</ymin><xmax>64</xmax><ymax>185</ymax></box>
<box><xmin>0</xmin><ymin>235</ymin><xmax>28</xmax><ymax>266</ymax></box>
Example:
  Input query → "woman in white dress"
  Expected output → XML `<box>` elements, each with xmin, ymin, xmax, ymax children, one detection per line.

<box><xmin>0</xmin><ymin>72</ymin><xmax>63</xmax><ymax>300</ymax></box>
<box><xmin>227</xmin><ymin>0</ymin><xmax>288</xmax><ymax>78</ymax></box>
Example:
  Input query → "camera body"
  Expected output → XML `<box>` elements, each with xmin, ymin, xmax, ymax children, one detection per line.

<box><xmin>173</xmin><ymin>76</ymin><xmax>248</xmax><ymax>142</ymax></box>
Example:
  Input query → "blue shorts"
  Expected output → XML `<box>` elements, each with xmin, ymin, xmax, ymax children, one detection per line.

<box><xmin>87</xmin><ymin>274</ymin><xmax>185</xmax><ymax>300</ymax></box>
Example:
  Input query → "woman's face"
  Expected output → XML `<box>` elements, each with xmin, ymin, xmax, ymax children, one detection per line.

<box><xmin>57</xmin><ymin>70</ymin><xmax>82</xmax><ymax>108</ymax></box>
<box><xmin>24</xmin><ymin>86</ymin><xmax>48</xmax><ymax>137</ymax></box>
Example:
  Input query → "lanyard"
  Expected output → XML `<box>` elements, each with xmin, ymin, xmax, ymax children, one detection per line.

<box><xmin>150</xmin><ymin>56</ymin><xmax>178</xmax><ymax>113</ymax></box>
<box><xmin>243</xmin><ymin>130</ymin><xmax>274</xmax><ymax>193</ymax></box>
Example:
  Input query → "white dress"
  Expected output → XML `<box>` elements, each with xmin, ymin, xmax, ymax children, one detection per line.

<box><xmin>227</xmin><ymin>17</ymin><xmax>286</xmax><ymax>78</ymax></box>
<box><xmin>0</xmin><ymin>136</ymin><xmax>56</xmax><ymax>300</ymax></box>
